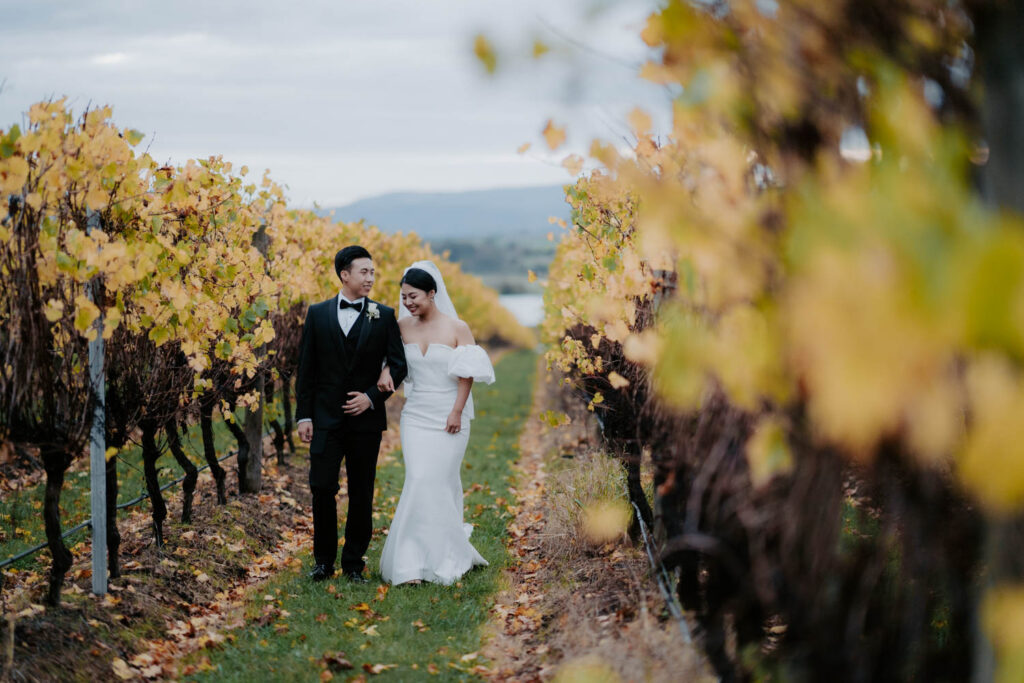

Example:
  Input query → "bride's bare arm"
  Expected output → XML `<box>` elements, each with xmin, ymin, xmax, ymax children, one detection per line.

<box><xmin>446</xmin><ymin>378</ymin><xmax>472</xmax><ymax>433</ymax></box>
<box><xmin>446</xmin><ymin>321</ymin><xmax>477</xmax><ymax>434</ymax></box>
<box><xmin>377</xmin><ymin>365</ymin><xmax>394</xmax><ymax>393</ymax></box>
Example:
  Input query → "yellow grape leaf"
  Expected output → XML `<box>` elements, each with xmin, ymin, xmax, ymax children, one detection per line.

<box><xmin>43</xmin><ymin>299</ymin><xmax>64</xmax><ymax>322</ymax></box>
<box><xmin>517</xmin><ymin>142</ymin><xmax>531</xmax><ymax>154</ymax></box>
<box><xmin>0</xmin><ymin>156</ymin><xmax>29</xmax><ymax>194</ymax></box>
<box><xmin>542</xmin><ymin>119</ymin><xmax>566</xmax><ymax>151</ymax></box>
<box><xmin>637</xmin><ymin>59</ymin><xmax>673</xmax><ymax>84</ymax></box>
<box><xmin>627</xmin><ymin>107</ymin><xmax>652</xmax><ymax>135</ymax></box>
<box><xmin>85</xmin><ymin>186</ymin><xmax>108</xmax><ymax>211</ymax></box>
<box><xmin>532</xmin><ymin>40</ymin><xmax>549</xmax><ymax>58</ymax></box>
<box><xmin>745</xmin><ymin>416</ymin><xmax>793</xmax><ymax>488</ymax></box>
<box><xmin>604</xmin><ymin>319</ymin><xmax>630</xmax><ymax>343</ymax></box>
<box><xmin>166</xmin><ymin>180</ymin><xmax>188</xmax><ymax>204</ymax></box>
<box><xmin>539</xmin><ymin>410</ymin><xmax>571</xmax><ymax>428</ymax></box>
<box><xmin>124</xmin><ymin>129</ymin><xmax>144</xmax><ymax>146</ymax></box>
<box><xmin>149</xmin><ymin>324</ymin><xmax>172</xmax><ymax>346</ymax></box>
<box><xmin>102</xmin><ymin>306</ymin><xmax>122</xmax><ymax>332</ymax></box>
<box><xmin>984</xmin><ymin>584</ymin><xmax>1024</xmax><ymax>650</ymax></box>
<box><xmin>958</xmin><ymin>356</ymin><xmax>1024</xmax><ymax>512</ymax></box>
<box><xmin>608</xmin><ymin>372</ymin><xmax>630</xmax><ymax>389</ymax></box>
<box><xmin>582</xmin><ymin>500</ymin><xmax>629</xmax><ymax>544</ymax></box>
<box><xmin>73</xmin><ymin>295</ymin><xmax>100</xmax><ymax>334</ymax></box>
<box><xmin>25</xmin><ymin>192</ymin><xmax>42</xmax><ymax>211</ymax></box>
<box><xmin>562</xmin><ymin>154</ymin><xmax>584</xmax><ymax>175</ymax></box>
<box><xmin>473</xmin><ymin>34</ymin><xmax>497</xmax><ymax>74</ymax></box>
<box><xmin>527</xmin><ymin>270</ymin><xmax>537</xmax><ymax>283</ymax></box>
<box><xmin>905</xmin><ymin>376</ymin><xmax>960</xmax><ymax>464</ymax></box>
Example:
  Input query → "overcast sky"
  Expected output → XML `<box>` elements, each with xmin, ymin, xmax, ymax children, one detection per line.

<box><xmin>0</xmin><ymin>0</ymin><xmax>668</xmax><ymax>206</ymax></box>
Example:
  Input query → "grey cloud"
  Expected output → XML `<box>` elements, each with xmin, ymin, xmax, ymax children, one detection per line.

<box><xmin>0</xmin><ymin>0</ymin><xmax>666</xmax><ymax>205</ymax></box>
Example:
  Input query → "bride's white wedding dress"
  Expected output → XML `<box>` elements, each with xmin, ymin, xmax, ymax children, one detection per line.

<box><xmin>379</xmin><ymin>342</ymin><xmax>495</xmax><ymax>585</ymax></box>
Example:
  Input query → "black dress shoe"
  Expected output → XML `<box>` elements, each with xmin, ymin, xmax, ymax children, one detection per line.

<box><xmin>343</xmin><ymin>570</ymin><xmax>369</xmax><ymax>584</ymax></box>
<box><xmin>309</xmin><ymin>564</ymin><xmax>334</xmax><ymax>582</ymax></box>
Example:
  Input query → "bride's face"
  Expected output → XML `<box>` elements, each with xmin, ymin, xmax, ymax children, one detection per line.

<box><xmin>401</xmin><ymin>284</ymin><xmax>434</xmax><ymax>317</ymax></box>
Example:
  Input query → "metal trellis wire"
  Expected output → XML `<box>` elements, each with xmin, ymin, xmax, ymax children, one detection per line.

<box><xmin>0</xmin><ymin>446</ymin><xmax>243</xmax><ymax>571</ymax></box>
<box><xmin>632</xmin><ymin>500</ymin><xmax>693</xmax><ymax>645</ymax></box>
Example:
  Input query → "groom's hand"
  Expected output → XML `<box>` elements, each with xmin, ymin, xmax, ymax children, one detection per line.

<box><xmin>343</xmin><ymin>392</ymin><xmax>372</xmax><ymax>416</ymax></box>
<box><xmin>298</xmin><ymin>421</ymin><xmax>313</xmax><ymax>443</ymax></box>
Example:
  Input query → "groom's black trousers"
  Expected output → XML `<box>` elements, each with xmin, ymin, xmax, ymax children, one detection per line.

<box><xmin>309</xmin><ymin>429</ymin><xmax>382</xmax><ymax>574</ymax></box>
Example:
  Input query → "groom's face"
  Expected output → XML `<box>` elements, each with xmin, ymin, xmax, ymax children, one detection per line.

<box><xmin>341</xmin><ymin>257</ymin><xmax>375</xmax><ymax>298</ymax></box>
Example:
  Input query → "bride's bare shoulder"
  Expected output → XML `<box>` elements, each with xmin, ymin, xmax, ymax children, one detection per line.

<box><xmin>453</xmin><ymin>318</ymin><xmax>474</xmax><ymax>345</ymax></box>
<box><xmin>437</xmin><ymin>313</ymin><xmax>466</xmax><ymax>332</ymax></box>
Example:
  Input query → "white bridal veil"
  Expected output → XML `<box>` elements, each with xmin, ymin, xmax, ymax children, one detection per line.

<box><xmin>398</xmin><ymin>260</ymin><xmax>459</xmax><ymax>321</ymax></box>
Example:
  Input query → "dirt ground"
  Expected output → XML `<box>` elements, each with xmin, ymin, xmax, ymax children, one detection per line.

<box><xmin>2</xmin><ymin>354</ymin><xmax>707</xmax><ymax>682</ymax></box>
<box><xmin>0</xmin><ymin>407</ymin><xmax>404</xmax><ymax>683</ymax></box>
<box><xmin>483</xmin><ymin>360</ymin><xmax>711</xmax><ymax>682</ymax></box>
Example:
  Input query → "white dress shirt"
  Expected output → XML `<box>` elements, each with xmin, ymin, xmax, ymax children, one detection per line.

<box><xmin>337</xmin><ymin>293</ymin><xmax>365</xmax><ymax>337</ymax></box>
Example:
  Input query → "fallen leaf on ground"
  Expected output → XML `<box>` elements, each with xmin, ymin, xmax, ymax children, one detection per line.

<box><xmin>321</xmin><ymin>652</ymin><xmax>354</xmax><ymax>672</ymax></box>
<box><xmin>111</xmin><ymin>658</ymin><xmax>135</xmax><ymax>680</ymax></box>
<box><xmin>363</xmin><ymin>663</ymin><xmax>398</xmax><ymax>674</ymax></box>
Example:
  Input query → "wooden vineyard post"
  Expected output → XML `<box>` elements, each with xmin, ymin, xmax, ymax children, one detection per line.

<box><xmin>240</xmin><ymin>222</ymin><xmax>271</xmax><ymax>493</ymax></box>
<box><xmin>86</xmin><ymin>210</ymin><xmax>107</xmax><ymax>595</ymax></box>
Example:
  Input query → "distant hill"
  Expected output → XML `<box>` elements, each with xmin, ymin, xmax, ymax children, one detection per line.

<box><xmin>320</xmin><ymin>185</ymin><xmax>570</xmax><ymax>240</ymax></box>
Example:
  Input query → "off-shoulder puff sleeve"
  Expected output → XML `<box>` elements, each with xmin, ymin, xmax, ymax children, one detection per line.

<box><xmin>447</xmin><ymin>345</ymin><xmax>496</xmax><ymax>384</ymax></box>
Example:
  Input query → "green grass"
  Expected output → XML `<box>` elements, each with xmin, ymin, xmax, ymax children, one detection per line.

<box><xmin>191</xmin><ymin>349</ymin><xmax>537</xmax><ymax>682</ymax></box>
<box><xmin>0</xmin><ymin>409</ymin><xmax>247</xmax><ymax>568</ymax></box>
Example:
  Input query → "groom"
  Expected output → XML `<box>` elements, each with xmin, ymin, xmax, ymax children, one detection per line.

<box><xmin>295</xmin><ymin>245</ymin><xmax>408</xmax><ymax>582</ymax></box>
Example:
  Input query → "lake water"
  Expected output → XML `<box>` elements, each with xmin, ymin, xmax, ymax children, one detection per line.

<box><xmin>499</xmin><ymin>294</ymin><xmax>544</xmax><ymax>327</ymax></box>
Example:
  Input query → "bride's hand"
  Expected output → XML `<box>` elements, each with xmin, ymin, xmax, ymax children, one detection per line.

<box><xmin>445</xmin><ymin>410</ymin><xmax>463</xmax><ymax>434</ymax></box>
<box><xmin>377</xmin><ymin>366</ymin><xmax>394</xmax><ymax>392</ymax></box>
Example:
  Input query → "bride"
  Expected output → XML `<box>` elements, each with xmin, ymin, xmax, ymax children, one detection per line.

<box><xmin>376</xmin><ymin>260</ymin><xmax>495</xmax><ymax>586</ymax></box>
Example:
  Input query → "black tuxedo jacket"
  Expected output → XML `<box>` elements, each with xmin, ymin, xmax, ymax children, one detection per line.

<box><xmin>295</xmin><ymin>295</ymin><xmax>408</xmax><ymax>454</ymax></box>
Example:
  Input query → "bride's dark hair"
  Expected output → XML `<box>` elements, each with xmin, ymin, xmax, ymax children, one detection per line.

<box><xmin>401</xmin><ymin>268</ymin><xmax>437</xmax><ymax>294</ymax></box>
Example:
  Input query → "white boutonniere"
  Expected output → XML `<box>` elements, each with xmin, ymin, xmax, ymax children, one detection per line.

<box><xmin>366</xmin><ymin>302</ymin><xmax>380</xmax><ymax>320</ymax></box>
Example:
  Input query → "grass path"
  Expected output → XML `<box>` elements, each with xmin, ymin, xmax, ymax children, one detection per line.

<box><xmin>190</xmin><ymin>349</ymin><xmax>537</xmax><ymax>681</ymax></box>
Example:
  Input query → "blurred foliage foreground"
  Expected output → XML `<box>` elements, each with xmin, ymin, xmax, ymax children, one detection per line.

<box><xmin>532</xmin><ymin>1</ymin><xmax>1024</xmax><ymax>681</ymax></box>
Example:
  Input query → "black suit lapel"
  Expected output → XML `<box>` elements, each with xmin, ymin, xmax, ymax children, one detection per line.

<box><xmin>329</xmin><ymin>295</ymin><xmax>349</xmax><ymax>366</ymax></box>
<box><xmin>354</xmin><ymin>299</ymin><xmax>373</xmax><ymax>356</ymax></box>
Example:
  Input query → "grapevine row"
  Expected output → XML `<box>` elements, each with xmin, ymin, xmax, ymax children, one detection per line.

<box><xmin>542</xmin><ymin>1</ymin><xmax>1024</xmax><ymax>680</ymax></box>
<box><xmin>0</xmin><ymin>99</ymin><xmax>532</xmax><ymax>605</ymax></box>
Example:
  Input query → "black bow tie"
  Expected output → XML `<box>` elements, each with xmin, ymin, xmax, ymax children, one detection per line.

<box><xmin>339</xmin><ymin>299</ymin><xmax>363</xmax><ymax>312</ymax></box>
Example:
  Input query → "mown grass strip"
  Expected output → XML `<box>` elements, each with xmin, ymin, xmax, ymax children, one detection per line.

<box><xmin>191</xmin><ymin>349</ymin><xmax>536</xmax><ymax>682</ymax></box>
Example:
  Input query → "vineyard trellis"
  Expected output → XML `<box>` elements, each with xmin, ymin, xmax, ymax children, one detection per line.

<box><xmin>85</xmin><ymin>208</ymin><xmax>106</xmax><ymax>595</ymax></box>
<box><xmin>0</xmin><ymin>442</ymin><xmax>244</xmax><ymax>571</ymax></box>
<box><xmin>0</xmin><ymin>100</ymin><xmax>533</xmax><ymax>608</ymax></box>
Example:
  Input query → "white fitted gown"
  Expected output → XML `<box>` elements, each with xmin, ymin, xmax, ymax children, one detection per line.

<box><xmin>379</xmin><ymin>343</ymin><xmax>496</xmax><ymax>585</ymax></box>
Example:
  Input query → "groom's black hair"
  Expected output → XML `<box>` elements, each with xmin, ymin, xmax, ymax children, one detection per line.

<box><xmin>335</xmin><ymin>245</ymin><xmax>372</xmax><ymax>279</ymax></box>
<box><xmin>401</xmin><ymin>268</ymin><xmax>437</xmax><ymax>294</ymax></box>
